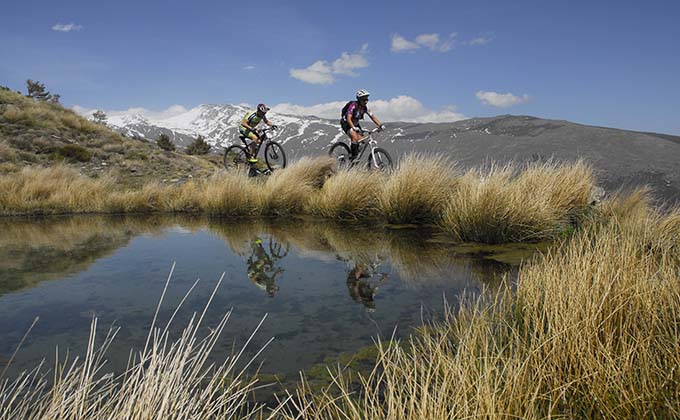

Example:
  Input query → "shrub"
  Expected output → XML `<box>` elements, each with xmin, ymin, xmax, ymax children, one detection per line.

<box><xmin>185</xmin><ymin>135</ymin><xmax>211</xmax><ymax>155</ymax></box>
<box><xmin>156</xmin><ymin>133</ymin><xmax>175</xmax><ymax>151</ymax></box>
<box><xmin>57</xmin><ymin>144</ymin><xmax>92</xmax><ymax>162</ymax></box>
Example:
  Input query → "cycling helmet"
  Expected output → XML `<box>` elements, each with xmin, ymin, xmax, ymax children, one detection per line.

<box><xmin>257</xmin><ymin>103</ymin><xmax>270</xmax><ymax>114</ymax></box>
<box><xmin>356</xmin><ymin>89</ymin><xmax>370</xmax><ymax>99</ymax></box>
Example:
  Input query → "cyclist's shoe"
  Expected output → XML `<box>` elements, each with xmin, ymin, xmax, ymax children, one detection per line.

<box><xmin>248</xmin><ymin>157</ymin><xmax>258</xmax><ymax>164</ymax></box>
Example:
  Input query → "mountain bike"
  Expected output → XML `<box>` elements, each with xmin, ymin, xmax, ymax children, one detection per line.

<box><xmin>223</xmin><ymin>127</ymin><xmax>287</xmax><ymax>173</ymax></box>
<box><xmin>328</xmin><ymin>127</ymin><xmax>393</xmax><ymax>171</ymax></box>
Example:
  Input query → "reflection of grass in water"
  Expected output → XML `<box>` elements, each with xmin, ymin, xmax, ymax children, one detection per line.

<box><xmin>205</xmin><ymin>218</ymin><xmax>534</xmax><ymax>288</ymax></box>
<box><xmin>0</xmin><ymin>215</ymin><xmax>200</xmax><ymax>296</ymax></box>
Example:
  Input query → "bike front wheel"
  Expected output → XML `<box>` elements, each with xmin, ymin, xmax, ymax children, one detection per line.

<box><xmin>368</xmin><ymin>147</ymin><xmax>393</xmax><ymax>172</ymax></box>
<box><xmin>329</xmin><ymin>142</ymin><xmax>351</xmax><ymax>169</ymax></box>
<box><xmin>264</xmin><ymin>141</ymin><xmax>286</xmax><ymax>171</ymax></box>
<box><xmin>223</xmin><ymin>145</ymin><xmax>249</xmax><ymax>171</ymax></box>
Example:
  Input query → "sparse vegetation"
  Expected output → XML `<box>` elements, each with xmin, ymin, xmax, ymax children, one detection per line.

<box><xmin>91</xmin><ymin>109</ymin><xmax>107</xmax><ymax>125</ymax></box>
<box><xmin>25</xmin><ymin>79</ymin><xmax>60</xmax><ymax>103</ymax></box>
<box><xmin>156</xmin><ymin>133</ymin><xmax>175</xmax><ymax>151</ymax></box>
<box><xmin>185</xmin><ymin>135</ymin><xmax>211</xmax><ymax>155</ymax></box>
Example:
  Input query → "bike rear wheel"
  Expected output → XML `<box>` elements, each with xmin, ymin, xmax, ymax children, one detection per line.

<box><xmin>223</xmin><ymin>145</ymin><xmax>249</xmax><ymax>171</ymax></box>
<box><xmin>329</xmin><ymin>142</ymin><xmax>351</xmax><ymax>169</ymax></box>
<box><xmin>264</xmin><ymin>141</ymin><xmax>286</xmax><ymax>171</ymax></box>
<box><xmin>368</xmin><ymin>147</ymin><xmax>393</xmax><ymax>172</ymax></box>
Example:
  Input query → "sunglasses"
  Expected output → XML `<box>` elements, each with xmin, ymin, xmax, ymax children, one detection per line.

<box><xmin>360</xmin><ymin>97</ymin><xmax>369</xmax><ymax>101</ymax></box>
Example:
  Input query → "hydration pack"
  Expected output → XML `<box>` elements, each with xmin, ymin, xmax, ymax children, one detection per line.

<box><xmin>341</xmin><ymin>101</ymin><xmax>355</xmax><ymax>119</ymax></box>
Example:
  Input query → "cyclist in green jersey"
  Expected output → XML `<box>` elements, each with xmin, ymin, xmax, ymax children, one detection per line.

<box><xmin>239</xmin><ymin>103</ymin><xmax>278</xmax><ymax>163</ymax></box>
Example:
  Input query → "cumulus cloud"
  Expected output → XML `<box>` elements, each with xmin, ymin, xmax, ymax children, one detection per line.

<box><xmin>476</xmin><ymin>91</ymin><xmax>530</xmax><ymax>108</ymax></box>
<box><xmin>52</xmin><ymin>23</ymin><xmax>82</xmax><ymax>32</ymax></box>
<box><xmin>290</xmin><ymin>44</ymin><xmax>369</xmax><ymax>84</ymax></box>
<box><xmin>390</xmin><ymin>34</ymin><xmax>420</xmax><ymax>52</ymax></box>
<box><xmin>272</xmin><ymin>95</ymin><xmax>466</xmax><ymax>123</ymax></box>
<box><xmin>391</xmin><ymin>33</ymin><xmax>457</xmax><ymax>53</ymax></box>
<box><xmin>242</xmin><ymin>65</ymin><xmax>255</xmax><ymax>70</ymax></box>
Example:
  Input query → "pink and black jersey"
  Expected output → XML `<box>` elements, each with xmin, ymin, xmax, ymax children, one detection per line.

<box><xmin>342</xmin><ymin>101</ymin><xmax>370</xmax><ymax>123</ymax></box>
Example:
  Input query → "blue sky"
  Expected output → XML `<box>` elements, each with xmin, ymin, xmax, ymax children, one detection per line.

<box><xmin>1</xmin><ymin>0</ymin><xmax>679</xmax><ymax>134</ymax></box>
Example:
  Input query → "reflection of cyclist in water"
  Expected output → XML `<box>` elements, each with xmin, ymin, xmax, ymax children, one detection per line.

<box><xmin>247</xmin><ymin>237</ymin><xmax>288</xmax><ymax>297</ymax></box>
<box><xmin>346</xmin><ymin>261</ymin><xmax>388</xmax><ymax>311</ymax></box>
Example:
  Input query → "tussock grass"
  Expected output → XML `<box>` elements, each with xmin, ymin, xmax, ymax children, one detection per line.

<box><xmin>282</xmin><ymin>192</ymin><xmax>680</xmax><ymax>419</ymax></box>
<box><xmin>440</xmin><ymin>161</ymin><xmax>594</xmax><ymax>243</ymax></box>
<box><xmin>308</xmin><ymin>168</ymin><xmax>383</xmax><ymax>220</ymax></box>
<box><xmin>0</xmin><ymin>165</ymin><xmax>112</xmax><ymax>215</ymax></box>
<box><xmin>380</xmin><ymin>154</ymin><xmax>457</xmax><ymax>224</ymax></box>
<box><xmin>258</xmin><ymin>157</ymin><xmax>334</xmax><ymax>215</ymax></box>
<box><xmin>0</xmin><ymin>156</ymin><xmax>599</xmax><ymax>244</ymax></box>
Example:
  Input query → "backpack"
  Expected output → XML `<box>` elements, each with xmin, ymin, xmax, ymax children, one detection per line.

<box><xmin>341</xmin><ymin>101</ymin><xmax>355</xmax><ymax>119</ymax></box>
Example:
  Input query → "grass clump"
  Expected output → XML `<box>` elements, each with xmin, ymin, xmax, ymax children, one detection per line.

<box><xmin>380</xmin><ymin>154</ymin><xmax>457</xmax><ymax>224</ymax></box>
<box><xmin>440</xmin><ymin>161</ymin><xmax>594</xmax><ymax>243</ymax></box>
<box><xmin>258</xmin><ymin>157</ymin><xmax>334</xmax><ymax>215</ymax></box>
<box><xmin>56</xmin><ymin>144</ymin><xmax>92</xmax><ymax>162</ymax></box>
<box><xmin>308</xmin><ymin>168</ymin><xmax>383</xmax><ymax>220</ymax></box>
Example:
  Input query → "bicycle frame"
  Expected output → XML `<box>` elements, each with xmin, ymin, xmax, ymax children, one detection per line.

<box><xmin>352</xmin><ymin>128</ymin><xmax>383</xmax><ymax>169</ymax></box>
<box><xmin>240</xmin><ymin>128</ymin><xmax>274</xmax><ymax>158</ymax></box>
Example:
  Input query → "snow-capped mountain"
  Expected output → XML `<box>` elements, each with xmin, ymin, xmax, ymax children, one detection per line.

<box><xmin>105</xmin><ymin>104</ymin><xmax>680</xmax><ymax>202</ymax></box>
<box><xmin>107</xmin><ymin>104</ymin><xmax>345</xmax><ymax>157</ymax></box>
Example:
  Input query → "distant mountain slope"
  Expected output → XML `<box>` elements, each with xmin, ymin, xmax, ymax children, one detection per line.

<box><xmin>107</xmin><ymin>106</ymin><xmax>680</xmax><ymax>203</ymax></box>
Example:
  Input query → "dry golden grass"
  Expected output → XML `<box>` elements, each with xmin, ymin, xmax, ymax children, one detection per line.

<box><xmin>0</xmin><ymin>157</ymin><xmax>599</xmax><ymax>244</ymax></box>
<box><xmin>440</xmin><ymin>161</ymin><xmax>594</xmax><ymax>243</ymax></box>
<box><xmin>258</xmin><ymin>157</ymin><xmax>334</xmax><ymax>215</ymax></box>
<box><xmin>282</xmin><ymin>192</ymin><xmax>680</xmax><ymax>419</ymax></box>
<box><xmin>380</xmin><ymin>154</ymin><xmax>457</xmax><ymax>224</ymax></box>
<box><xmin>0</xmin><ymin>165</ymin><xmax>113</xmax><ymax>215</ymax></box>
<box><xmin>308</xmin><ymin>167</ymin><xmax>383</xmax><ymax>220</ymax></box>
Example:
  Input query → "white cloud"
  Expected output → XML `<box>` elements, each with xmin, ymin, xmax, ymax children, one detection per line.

<box><xmin>476</xmin><ymin>91</ymin><xmax>530</xmax><ymax>108</ymax></box>
<box><xmin>242</xmin><ymin>65</ymin><xmax>255</xmax><ymax>70</ymax></box>
<box><xmin>73</xmin><ymin>104</ymin><xmax>189</xmax><ymax>123</ymax></box>
<box><xmin>392</xmin><ymin>33</ymin><xmax>457</xmax><ymax>53</ymax></box>
<box><xmin>272</xmin><ymin>95</ymin><xmax>466</xmax><ymax>123</ymax></box>
<box><xmin>463</xmin><ymin>34</ymin><xmax>494</xmax><ymax>46</ymax></box>
<box><xmin>290</xmin><ymin>61</ymin><xmax>334</xmax><ymax>84</ymax></box>
<box><xmin>52</xmin><ymin>23</ymin><xmax>82</xmax><ymax>32</ymax></box>
<box><xmin>391</xmin><ymin>34</ymin><xmax>420</xmax><ymax>52</ymax></box>
<box><xmin>331</xmin><ymin>44</ymin><xmax>369</xmax><ymax>76</ymax></box>
<box><xmin>290</xmin><ymin>45</ymin><xmax>369</xmax><ymax>84</ymax></box>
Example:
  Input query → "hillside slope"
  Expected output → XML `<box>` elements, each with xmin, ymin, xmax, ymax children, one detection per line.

<box><xmin>0</xmin><ymin>90</ymin><xmax>220</xmax><ymax>187</ymax></box>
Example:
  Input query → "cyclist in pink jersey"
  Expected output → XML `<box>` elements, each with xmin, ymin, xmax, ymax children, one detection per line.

<box><xmin>340</xmin><ymin>89</ymin><xmax>385</xmax><ymax>159</ymax></box>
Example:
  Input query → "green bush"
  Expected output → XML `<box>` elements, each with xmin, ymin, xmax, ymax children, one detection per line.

<box><xmin>156</xmin><ymin>134</ymin><xmax>175</xmax><ymax>152</ymax></box>
<box><xmin>57</xmin><ymin>144</ymin><xmax>92</xmax><ymax>162</ymax></box>
<box><xmin>185</xmin><ymin>135</ymin><xmax>211</xmax><ymax>155</ymax></box>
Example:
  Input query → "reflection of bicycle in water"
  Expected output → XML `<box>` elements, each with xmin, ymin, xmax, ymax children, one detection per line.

<box><xmin>345</xmin><ymin>260</ymin><xmax>388</xmax><ymax>311</ymax></box>
<box><xmin>247</xmin><ymin>237</ymin><xmax>289</xmax><ymax>297</ymax></box>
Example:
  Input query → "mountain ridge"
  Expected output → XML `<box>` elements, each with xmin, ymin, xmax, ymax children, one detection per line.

<box><xmin>102</xmin><ymin>105</ymin><xmax>680</xmax><ymax>203</ymax></box>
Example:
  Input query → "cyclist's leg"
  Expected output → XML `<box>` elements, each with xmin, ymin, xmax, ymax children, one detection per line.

<box><xmin>348</xmin><ymin>128</ymin><xmax>363</xmax><ymax>159</ymax></box>
<box><xmin>246</xmin><ymin>131</ymin><xmax>260</xmax><ymax>161</ymax></box>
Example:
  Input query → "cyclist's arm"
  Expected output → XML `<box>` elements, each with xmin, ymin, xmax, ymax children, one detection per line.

<box><xmin>264</xmin><ymin>117</ymin><xmax>275</xmax><ymax>127</ymax></box>
<box><xmin>240</xmin><ymin>116</ymin><xmax>255</xmax><ymax>131</ymax></box>
<box><xmin>367</xmin><ymin>109</ymin><xmax>383</xmax><ymax>127</ymax></box>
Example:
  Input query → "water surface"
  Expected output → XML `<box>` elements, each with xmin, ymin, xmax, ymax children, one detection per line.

<box><xmin>0</xmin><ymin>215</ymin><xmax>530</xmax><ymax>379</ymax></box>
